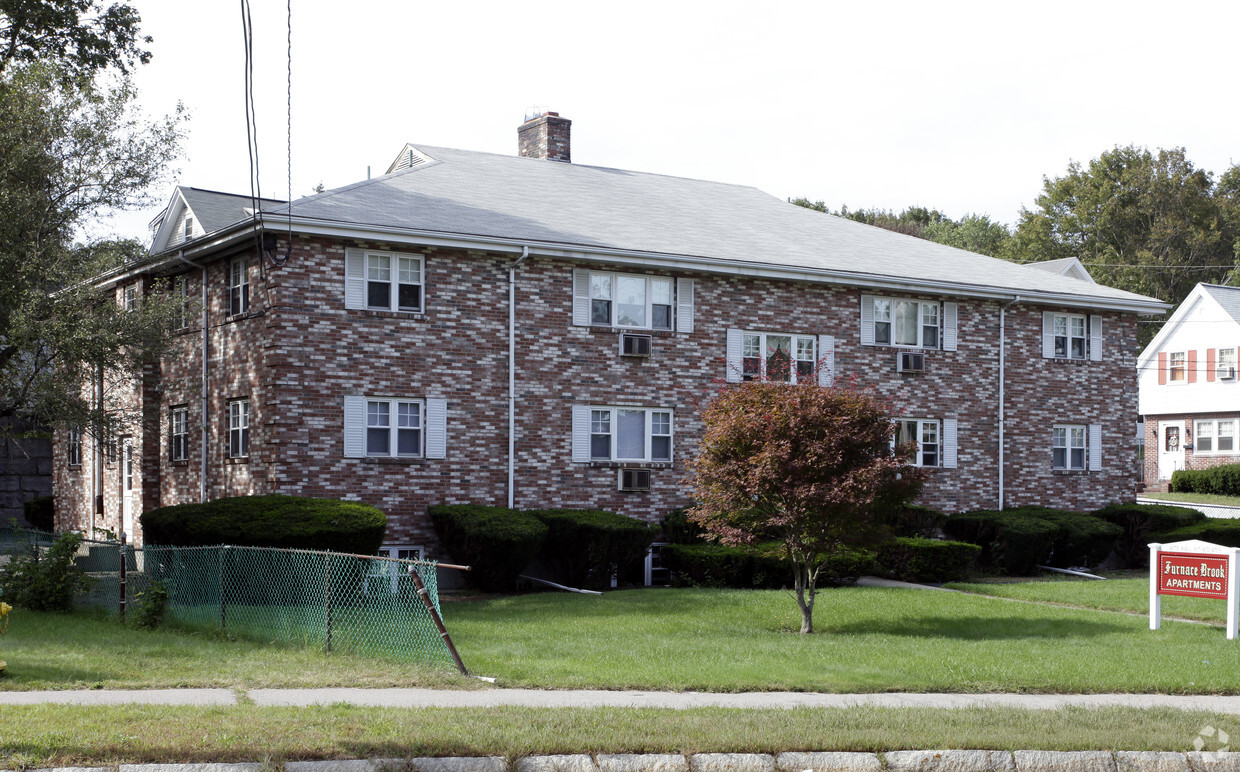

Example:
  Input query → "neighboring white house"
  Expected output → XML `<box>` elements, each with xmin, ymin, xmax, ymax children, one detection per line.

<box><xmin>1138</xmin><ymin>283</ymin><xmax>1240</xmax><ymax>486</ymax></box>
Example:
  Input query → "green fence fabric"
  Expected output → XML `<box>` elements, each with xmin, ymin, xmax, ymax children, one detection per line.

<box><xmin>0</xmin><ymin>528</ymin><xmax>454</xmax><ymax>668</ymax></box>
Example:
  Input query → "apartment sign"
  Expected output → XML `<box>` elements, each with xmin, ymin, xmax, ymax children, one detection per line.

<box><xmin>1150</xmin><ymin>540</ymin><xmax>1240</xmax><ymax>639</ymax></box>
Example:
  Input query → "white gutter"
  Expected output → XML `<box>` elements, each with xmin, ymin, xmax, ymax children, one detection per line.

<box><xmin>998</xmin><ymin>295</ymin><xmax>1021</xmax><ymax>510</ymax></box>
<box><xmin>508</xmin><ymin>246</ymin><xmax>530</xmax><ymax>508</ymax></box>
<box><xmin>175</xmin><ymin>250</ymin><xmax>210</xmax><ymax>503</ymax></box>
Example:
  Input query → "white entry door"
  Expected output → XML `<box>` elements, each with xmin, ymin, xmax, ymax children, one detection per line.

<box><xmin>1158</xmin><ymin>421</ymin><xmax>1185</xmax><ymax>480</ymax></box>
<box><xmin>121</xmin><ymin>437</ymin><xmax>135</xmax><ymax>540</ymax></box>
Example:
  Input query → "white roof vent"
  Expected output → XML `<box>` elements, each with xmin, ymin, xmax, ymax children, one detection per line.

<box><xmin>386</xmin><ymin>145</ymin><xmax>434</xmax><ymax>174</ymax></box>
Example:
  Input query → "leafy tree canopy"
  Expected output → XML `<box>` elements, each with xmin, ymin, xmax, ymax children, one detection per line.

<box><xmin>790</xmin><ymin>198</ymin><xmax>1012</xmax><ymax>257</ymax></box>
<box><xmin>686</xmin><ymin>379</ymin><xmax>926</xmax><ymax>633</ymax></box>
<box><xmin>0</xmin><ymin>0</ymin><xmax>151</xmax><ymax>78</ymax></box>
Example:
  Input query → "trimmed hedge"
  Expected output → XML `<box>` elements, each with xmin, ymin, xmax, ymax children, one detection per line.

<box><xmin>875</xmin><ymin>537</ymin><xmax>979</xmax><ymax>583</ymax></box>
<box><xmin>1156</xmin><ymin>518</ymin><xmax>1240</xmax><ymax>549</ymax></box>
<box><xmin>525</xmin><ymin>508</ymin><xmax>654</xmax><ymax>590</ymax></box>
<box><xmin>889</xmin><ymin>505</ymin><xmax>946</xmax><ymax>539</ymax></box>
<box><xmin>1171</xmin><ymin>464</ymin><xmax>1240</xmax><ymax>496</ymax></box>
<box><xmin>1029</xmin><ymin>508</ymin><xmax>1123</xmax><ymax>568</ymax></box>
<box><xmin>660</xmin><ymin>542</ymin><xmax>875</xmax><ymax>589</ymax></box>
<box><xmin>661</xmin><ymin>508</ymin><xmax>707</xmax><ymax>544</ymax></box>
<box><xmin>140</xmin><ymin>495</ymin><xmax>386</xmax><ymax>554</ymax></box>
<box><xmin>428</xmin><ymin>505</ymin><xmax>546</xmax><ymax>593</ymax></box>
<box><xmin>22</xmin><ymin>495</ymin><xmax>54</xmax><ymax>532</ymax></box>
<box><xmin>942</xmin><ymin>509</ymin><xmax>1059</xmax><ymax>575</ymax></box>
<box><xmin>1093</xmin><ymin>502</ymin><xmax>1206</xmax><ymax>567</ymax></box>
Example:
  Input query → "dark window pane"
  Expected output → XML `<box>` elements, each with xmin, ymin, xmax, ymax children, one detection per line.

<box><xmin>590</xmin><ymin>435</ymin><xmax>610</xmax><ymax>459</ymax></box>
<box><xmin>1221</xmin><ymin>437</ymin><xmax>1234</xmax><ymax>452</ymax></box>
<box><xmin>797</xmin><ymin>361</ymin><xmax>814</xmax><ymax>379</ymax></box>
<box><xmin>1199</xmin><ymin>438</ymin><xmax>1213</xmax><ymax>452</ymax></box>
<box><xmin>398</xmin><ymin>428</ymin><xmax>421</xmax><ymax>456</ymax></box>
<box><xmin>591</xmin><ymin>299</ymin><xmax>611</xmax><ymax>325</ymax></box>
<box><xmin>875</xmin><ymin>322</ymin><xmax>891</xmax><ymax>344</ymax></box>
<box><xmin>367</xmin><ymin>428</ymin><xmax>388</xmax><ymax>455</ymax></box>
<box><xmin>398</xmin><ymin>283</ymin><xmax>421</xmax><ymax>311</ymax></box>
<box><xmin>1055</xmin><ymin>336</ymin><xmax>1067</xmax><ymax>357</ymax></box>
<box><xmin>922</xmin><ymin>447</ymin><xmax>938</xmax><ymax>467</ymax></box>
<box><xmin>652</xmin><ymin>436</ymin><xmax>671</xmax><ymax>461</ymax></box>
<box><xmin>240</xmin><ymin>430</ymin><xmax>248</xmax><ymax>456</ymax></box>
<box><xmin>923</xmin><ymin>326</ymin><xmax>938</xmax><ymax>349</ymax></box>
<box><xmin>1071</xmin><ymin>338</ymin><xmax>1085</xmax><ymax>358</ymax></box>
<box><xmin>1071</xmin><ymin>448</ymin><xmax>1085</xmax><ymax>469</ymax></box>
<box><xmin>230</xmin><ymin>287</ymin><xmax>241</xmax><ymax>316</ymax></box>
<box><xmin>367</xmin><ymin>281</ymin><xmax>389</xmax><ymax>309</ymax></box>
<box><xmin>743</xmin><ymin>357</ymin><xmax>761</xmax><ymax>378</ymax></box>
<box><xmin>1053</xmin><ymin>448</ymin><xmax>1066</xmax><ymax>468</ymax></box>
<box><xmin>652</xmin><ymin>305</ymin><xmax>672</xmax><ymax>330</ymax></box>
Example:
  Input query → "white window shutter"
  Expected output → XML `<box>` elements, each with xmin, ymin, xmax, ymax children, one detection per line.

<box><xmin>818</xmin><ymin>334</ymin><xmax>835</xmax><ymax>386</ymax></box>
<box><xmin>726</xmin><ymin>329</ymin><xmax>744</xmax><ymax>383</ymax></box>
<box><xmin>426</xmin><ymin>398</ymin><xmax>447</xmax><ymax>459</ymax></box>
<box><xmin>1089</xmin><ymin>315</ymin><xmax>1103</xmax><ymax>362</ymax></box>
<box><xmin>572</xmin><ymin>269</ymin><xmax>591</xmax><ymax>327</ymax></box>
<box><xmin>1042</xmin><ymin>312</ymin><xmax>1056</xmax><ymax>359</ymax></box>
<box><xmin>1089</xmin><ymin>423</ymin><xmax>1103</xmax><ymax>471</ymax></box>
<box><xmin>343</xmin><ymin>396</ymin><xmax>367</xmax><ymax>458</ymax></box>
<box><xmin>942</xmin><ymin>418</ymin><xmax>958</xmax><ymax>469</ymax></box>
<box><xmin>571</xmin><ymin>406</ymin><xmax>591</xmax><ymax>462</ymax></box>
<box><xmin>860</xmin><ymin>295</ymin><xmax>875</xmax><ymax>346</ymax></box>
<box><xmin>942</xmin><ymin>302</ymin><xmax>958</xmax><ymax>352</ymax></box>
<box><xmin>345</xmin><ymin>249</ymin><xmax>366</xmax><ymax>310</ymax></box>
<box><xmin>676</xmin><ymin>278</ymin><xmax>695</xmax><ymax>333</ymax></box>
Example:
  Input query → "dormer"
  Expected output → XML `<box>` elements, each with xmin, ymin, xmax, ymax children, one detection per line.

<box><xmin>147</xmin><ymin>186</ymin><xmax>287</xmax><ymax>256</ymax></box>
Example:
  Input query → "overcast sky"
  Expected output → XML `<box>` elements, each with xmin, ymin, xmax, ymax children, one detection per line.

<box><xmin>104</xmin><ymin>0</ymin><xmax>1240</xmax><ymax>242</ymax></box>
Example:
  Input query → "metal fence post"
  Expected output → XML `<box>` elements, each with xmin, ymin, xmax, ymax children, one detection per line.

<box><xmin>324</xmin><ymin>552</ymin><xmax>333</xmax><ymax>653</ymax></box>
<box><xmin>220</xmin><ymin>545</ymin><xmax>227</xmax><ymax>630</ymax></box>
<box><xmin>119</xmin><ymin>531</ymin><xmax>127</xmax><ymax>620</ymax></box>
<box><xmin>409</xmin><ymin>565</ymin><xmax>468</xmax><ymax>675</ymax></box>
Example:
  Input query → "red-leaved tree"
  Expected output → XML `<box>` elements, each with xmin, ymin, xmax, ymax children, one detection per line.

<box><xmin>685</xmin><ymin>379</ymin><xmax>927</xmax><ymax>633</ymax></box>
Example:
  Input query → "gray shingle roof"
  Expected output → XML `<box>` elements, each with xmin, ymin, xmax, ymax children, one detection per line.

<box><xmin>267</xmin><ymin>146</ymin><xmax>1162</xmax><ymax>309</ymax></box>
<box><xmin>180</xmin><ymin>187</ymin><xmax>285</xmax><ymax>233</ymax></box>
<box><xmin>1200</xmin><ymin>284</ymin><xmax>1240</xmax><ymax>324</ymax></box>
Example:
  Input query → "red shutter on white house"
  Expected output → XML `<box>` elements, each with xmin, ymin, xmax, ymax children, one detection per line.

<box><xmin>1188</xmin><ymin>350</ymin><xmax>1198</xmax><ymax>384</ymax></box>
<box><xmin>1158</xmin><ymin>352</ymin><xmax>1167</xmax><ymax>385</ymax></box>
<box><xmin>1208</xmin><ymin>348</ymin><xmax>1217</xmax><ymax>382</ymax></box>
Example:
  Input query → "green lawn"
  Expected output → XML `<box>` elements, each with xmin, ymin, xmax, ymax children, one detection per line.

<box><xmin>948</xmin><ymin>576</ymin><xmax>1226</xmax><ymax>623</ymax></box>
<box><xmin>1</xmin><ymin>704</ymin><xmax>1235</xmax><ymax>768</ymax></box>
<box><xmin>443</xmin><ymin>587</ymin><xmax>1240</xmax><ymax>693</ymax></box>
<box><xmin>1142</xmin><ymin>491</ymin><xmax>1240</xmax><ymax>507</ymax></box>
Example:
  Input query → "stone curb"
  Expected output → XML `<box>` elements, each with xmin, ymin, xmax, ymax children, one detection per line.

<box><xmin>21</xmin><ymin>751</ymin><xmax>1240</xmax><ymax>772</ymax></box>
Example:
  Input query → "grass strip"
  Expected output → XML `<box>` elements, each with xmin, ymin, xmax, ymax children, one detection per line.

<box><xmin>947</xmin><ymin>577</ymin><xmax>1226</xmax><ymax>624</ymax></box>
<box><xmin>0</xmin><ymin>705</ymin><xmax>1234</xmax><ymax>768</ymax></box>
<box><xmin>1142</xmin><ymin>492</ymin><xmax>1240</xmax><ymax>507</ymax></box>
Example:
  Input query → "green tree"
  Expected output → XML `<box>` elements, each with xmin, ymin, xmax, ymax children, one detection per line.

<box><xmin>1004</xmin><ymin>146</ymin><xmax>1239</xmax><ymax>344</ymax></box>
<box><xmin>789</xmin><ymin>199</ymin><xmax>1012</xmax><ymax>257</ymax></box>
<box><xmin>686</xmin><ymin>379</ymin><xmax>926</xmax><ymax>634</ymax></box>
<box><xmin>0</xmin><ymin>0</ymin><xmax>151</xmax><ymax>77</ymax></box>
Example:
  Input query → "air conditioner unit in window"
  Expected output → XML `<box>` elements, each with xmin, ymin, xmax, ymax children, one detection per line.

<box><xmin>1220</xmin><ymin>367</ymin><xmax>1237</xmax><ymax>381</ymax></box>
<box><xmin>619</xmin><ymin>333</ymin><xmax>653</xmax><ymax>357</ymax></box>
<box><xmin>896</xmin><ymin>351</ymin><xmax>925</xmax><ymax>373</ymax></box>
<box><xmin>619</xmin><ymin>468</ymin><xmax>651</xmax><ymax>491</ymax></box>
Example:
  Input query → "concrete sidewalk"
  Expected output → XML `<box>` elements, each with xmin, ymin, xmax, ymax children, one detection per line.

<box><xmin>4</xmin><ymin>687</ymin><xmax>1240</xmax><ymax>713</ymax></box>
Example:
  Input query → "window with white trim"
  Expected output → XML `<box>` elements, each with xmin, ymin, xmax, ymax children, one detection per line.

<box><xmin>175</xmin><ymin>275</ymin><xmax>191</xmax><ymax>329</ymax></box>
<box><xmin>588</xmin><ymin>406</ymin><xmax>673</xmax><ymax>462</ymax></box>
<box><xmin>366</xmin><ymin>398</ymin><xmax>423</xmax><ymax>458</ymax></box>
<box><xmin>1194</xmin><ymin>419</ymin><xmax>1236</xmax><ymax>454</ymax></box>
<box><xmin>1219</xmin><ymin>348</ymin><xmax>1237</xmax><ymax>378</ymax></box>
<box><xmin>741</xmin><ymin>332</ymin><xmax>816</xmax><ymax>383</ymax></box>
<box><xmin>872</xmin><ymin>297</ymin><xmax>940</xmax><ymax>348</ymax></box>
<box><xmin>366</xmin><ymin>252</ymin><xmax>423</xmax><ymax>312</ymax></box>
<box><xmin>1052</xmin><ymin>313</ymin><xmax>1087</xmax><ymax>359</ymax></box>
<box><xmin>124</xmin><ymin>285</ymin><xmax>137</xmax><ymax>312</ymax></box>
<box><xmin>229</xmin><ymin>257</ymin><xmax>249</xmax><ymax>316</ymax></box>
<box><xmin>1168</xmin><ymin>351</ymin><xmax>1186</xmax><ymax>382</ymax></box>
<box><xmin>170</xmin><ymin>406</ymin><xmax>189</xmax><ymax>462</ymax></box>
<box><xmin>589</xmin><ymin>271</ymin><xmax>674</xmax><ymax>330</ymax></box>
<box><xmin>67</xmin><ymin>425</ymin><xmax>82</xmax><ymax>467</ymax></box>
<box><xmin>1053</xmin><ymin>425</ymin><xmax>1087</xmax><ymax>470</ymax></box>
<box><xmin>228</xmin><ymin>398</ymin><xmax>249</xmax><ymax>458</ymax></box>
<box><xmin>184</xmin><ymin>216</ymin><xmax>194</xmax><ymax>239</ymax></box>
<box><xmin>893</xmin><ymin>419</ymin><xmax>940</xmax><ymax>467</ymax></box>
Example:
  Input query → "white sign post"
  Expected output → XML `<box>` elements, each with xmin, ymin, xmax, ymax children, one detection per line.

<box><xmin>1150</xmin><ymin>539</ymin><xmax>1240</xmax><ymax>640</ymax></box>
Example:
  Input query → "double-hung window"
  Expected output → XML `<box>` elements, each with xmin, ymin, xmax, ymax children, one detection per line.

<box><xmin>584</xmin><ymin>406</ymin><xmax>673</xmax><ymax>463</ymax></box>
<box><xmin>1052</xmin><ymin>313</ymin><xmax>1087</xmax><ymax>359</ymax></box>
<box><xmin>1053</xmin><ymin>425</ymin><xmax>1087</xmax><ymax>470</ymax></box>
<box><xmin>366</xmin><ymin>252</ymin><xmax>423</xmax><ymax>312</ymax></box>
<box><xmin>1168</xmin><ymin>352</ymin><xmax>1187</xmax><ymax>382</ymax></box>
<box><xmin>870</xmin><ymin>297</ymin><xmax>940</xmax><ymax>349</ymax></box>
<box><xmin>124</xmin><ymin>286</ymin><xmax>137</xmax><ymax>312</ymax></box>
<box><xmin>894</xmin><ymin>419</ymin><xmax>940</xmax><ymax>467</ymax></box>
<box><xmin>229</xmin><ymin>257</ymin><xmax>249</xmax><ymax>316</ymax></box>
<box><xmin>589</xmin><ymin>271</ymin><xmax>674</xmax><ymax>330</ymax></box>
<box><xmin>228</xmin><ymin>399</ymin><xmax>249</xmax><ymax>458</ymax></box>
<box><xmin>741</xmin><ymin>332</ymin><xmax>816</xmax><ymax>383</ymax></box>
<box><xmin>67</xmin><ymin>426</ymin><xmax>82</xmax><ymax>467</ymax></box>
<box><xmin>170</xmin><ymin>407</ymin><xmax>189</xmax><ymax>462</ymax></box>
<box><xmin>1220</xmin><ymin>348</ymin><xmax>1238</xmax><ymax>379</ymax></box>
<box><xmin>366</xmin><ymin>398</ymin><xmax>423</xmax><ymax>458</ymax></box>
<box><xmin>1194</xmin><ymin>419</ymin><xmax>1236</xmax><ymax>454</ymax></box>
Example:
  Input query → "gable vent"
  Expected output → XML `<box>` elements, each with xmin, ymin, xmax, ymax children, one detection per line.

<box><xmin>391</xmin><ymin>148</ymin><xmax>431</xmax><ymax>172</ymax></box>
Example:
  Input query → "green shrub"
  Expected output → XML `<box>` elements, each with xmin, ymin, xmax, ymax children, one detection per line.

<box><xmin>1156</xmin><ymin>518</ymin><xmax>1240</xmax><ymax>549</ymax></box>
<box><xmin>889</xmin><ymin>505</ymin><xmax>946</xmax><ymax>538</ymax></box>
<box><xmin>428</xmin><ymin>505</ymin><xmax>546</xmax><ymax>592</ymax></box>
<box><xmin>0</xmin><ymin>532</ymin><xmax>92</xmax><ymax>611</ymax></box>
<box><xmin>1170</xmin><ymin>469</ymin><xmax>1197</xmax><ymax>493</ymax></box>
<box><xmin>1029</xmin><ymin>508</ymin><xmax>1123</xmax><ymax>568</ymax></box>
<box><xmin>130</xmin><ymin>580</ymin><xmax>169</xmax><ymax>629</ymax></box>
<box><xmin>524</xmin><ymin>509</ymin><xmax>653</xmax><ymax>590</ymax></box>
<box><xmin>942</xmin><ymin>509</ymin><xmax>1059</xmax><ymax>575</ymax></box>
<box><xmin>140</xmin><ymin>495</ymin><xmax>386</xmax><ymax>554</ymax></box>
<box><xmin>1093</xmin><ymin>503</ymin><xmax>1206</xmax><ymax>567</ymax></box>
<box><xmin>1171</xmin><ymin>464</ymin><xmax>1240</xmax><ymax>496</ymax></box>
<box><xmin>661</xmin><ymin>508</ymin><xmax>706</xmax><ymax>544</ymax></box>
<box><xmin>22</xmin><ymin>495</ymin><xmax>54</xmax><ymax>532</ymax></box>
<box><xmin>875</xmin><ymin>537</ymin><xmax>979</xmax><ymax>583</ymax></box>
<box><xmin>660</xmin><ymin>542</ymin><xmax>875</xmax><ymax>589</ymax></box>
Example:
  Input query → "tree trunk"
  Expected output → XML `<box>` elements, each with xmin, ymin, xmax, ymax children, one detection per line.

<box><xmin>793</xmin><ymin>560</ymin><xmax>816</xmax><ymax>633</ymax></box>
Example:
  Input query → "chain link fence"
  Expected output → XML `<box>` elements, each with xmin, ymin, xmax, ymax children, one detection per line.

<box><xmin>0</xmin><ymin>526</ymin><xmax>462</xmax><ymax>671</ymax></box>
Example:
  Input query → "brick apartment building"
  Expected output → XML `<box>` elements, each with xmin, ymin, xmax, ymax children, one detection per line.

<box><xmin>54</xmin><ymin>113</ymin><xmax>1168</xmax><ymax>558</ymax></box>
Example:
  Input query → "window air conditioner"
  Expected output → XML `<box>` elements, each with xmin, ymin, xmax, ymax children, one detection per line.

<box><xmin>620</xmin><ymin>333</ymin><xmax>653</xmax><ymax>357</ymax></box>
<box><xmin>1220</xmin><ymin>367</ymin><xmax>1237</xmax><ymax>381</ymax></box>
<box><xmin>619</xmin><ymin>469</ymin><xmax>651</xmax><ymax>491</ymax></box>
<box><xmin>896</xmin><ymin>351</ymin><xmax>925</xmax><ymax>373</ymax></box>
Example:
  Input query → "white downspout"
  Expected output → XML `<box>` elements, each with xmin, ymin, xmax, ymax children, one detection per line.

<box><xmin>998</xmin><ymin>295</ymin><xmax>1020</xmax><ymax>510</ymax></box>
<box><xmin>508</xmin><ymin>246</ymin><xmax>530</xmax><ymax>508</ymax></box>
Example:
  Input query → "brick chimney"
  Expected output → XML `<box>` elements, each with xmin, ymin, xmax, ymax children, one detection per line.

<box><xmin>518</xmin><ymin>111</ymin><xmax>571</xmax><ymax>163</ymax></box>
